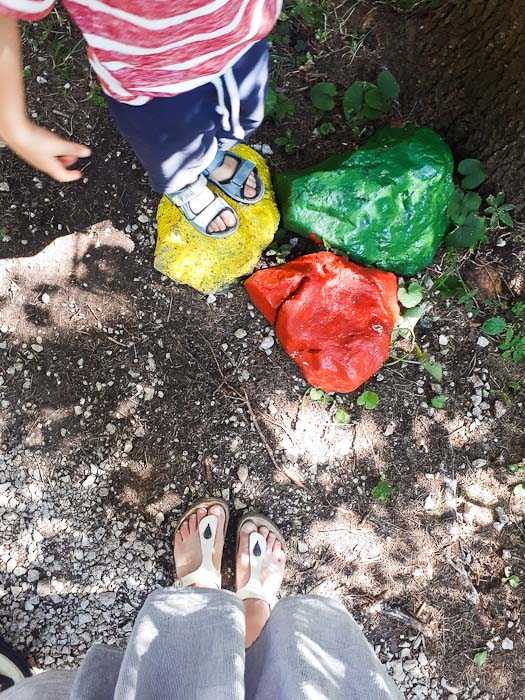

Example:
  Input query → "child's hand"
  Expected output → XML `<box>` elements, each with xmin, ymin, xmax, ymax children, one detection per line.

<box><xmin>6</xmin><ymin>121</ymin><xmax>91</xmax><ymax>182</ymax></box>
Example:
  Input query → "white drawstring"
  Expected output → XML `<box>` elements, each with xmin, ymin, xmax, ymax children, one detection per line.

<box><xmin>223</xmin><ymin>68</ymin><xmax>245</xmax><ymax>140</ymax></box>
<box><xmin>212</xmin><ymin>77</ymin><xmax>231</xmax><ymax>133</ymax></box>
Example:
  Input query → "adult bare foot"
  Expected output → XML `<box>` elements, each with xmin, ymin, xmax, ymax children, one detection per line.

<box><xmin>174</xmin><ymin>504</ymin><xmax>226</xmax><ymax>588</ymax></box>
<box><xmin>236</xmin><ymin>520</ymin><xmax>286</xmax><ymax>647</ymax></box>
<box><xmin>209</xmin><ymin>155</ymin><xmax>258</xmax><ymax>200</ymax></box>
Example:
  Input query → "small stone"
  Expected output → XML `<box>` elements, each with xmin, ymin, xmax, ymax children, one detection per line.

<box><xmin>27</xmin><ymin>569</ymin><xmax>40</xmax><ymax>583</ymax></box>
<box><xmin>237</xmin><ymin>465</ymin><xmax>249</xmax><ymax>483</ymax></box>
<box><xmin>41</xmin><ymin>293</ymin><xmax>50</xmax><ymax>304</ymax></box>
<box><xmin>298</xmin><ymin>541</ymin><xmax>308</xmax><ymax>553</ymax></box>
<box><xmin>31</xmin><ymin>344</ymin><xmax>43</xmax><ymax>353</ymax></box>
<box><xmin>82</xmin><ymin>474</ymin><xmax>96</xmax><ymax>488</ymax></box>
<box><xmin>438</xmin><ymin>335</ymin><xmax>449</xmax><ymax>346</ymax></box>
<box><xmin>477</xmin><ymin>336</ymin><xmax>490</xmax><ymax>348</ymax></box>
<box><xmin>105</xmin><ymin>423</ymin><xmax>117</xmax><ymax>435</ymax></box>
<box><xmin>501</xmin><ymin>637</ymin><xmax>514</xmax><ymax>651</ymax></box>
<box><xmin>234</xmin><ymin>328</ymin><xmax>247</xmax><ymax>339</ymax></box>
<box><xmin>259</xmin><ymin>336</ymin><xmax>275</xmax><ymax>350</ymax></box>
<box><xmin>13</xmin><ymin>566</ymin><xmax>27</xmax><ymax>577</ymax></box>
<box><xmin>424</xmin><ymin>494</ymin><xmax>439</xmax><ymax>511</ymax></box>
<box><xmin>0</xmin><ymin>182</ymin><xmax>9</xmax><ymax>192</ymax></box>
<box><xmin>134</xmin><ymin>426</ymin><xmax>146</xmax><ymax>437</ymax></box>
<box><xmin>472</xmin><ymin>459</ymin><xmax>487</xmax><ymax>469</ymax></box>
<box><xmin>124</xmin><ymin>440</ymin><xmax>133</xmax><ymax>453</ymax></box>
<box><xmin>137</xmin><ymin>213</ymin><xmax>150</xmax><ymax>223</ymax></box>
<box><xmin>155</xmin><ymin>512</ymin><xmax>164</xmax><ymax>525</ymax></box>
<box><xmin>494</xmin><ymin>401</ymin><xmax>507</xmax><ymax>419</ymax></box>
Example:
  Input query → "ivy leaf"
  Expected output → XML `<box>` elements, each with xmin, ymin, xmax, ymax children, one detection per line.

<box><xmin>273</xmin><ymin>92</ymin><xmax>295</xmax><ymax>122</ymax></box>
<box><xmin>334</xmin><ymin>408</ymin><xmax>351</xmax><ymax>424</ymax></box>
<box><xmin>473</xmin><ymin>650</ymin><xmax>488</xmax><ymax>666</ymax></box>
<box><xmin>431</xmin><ymin>395</ymin><xmax>448</xmax><ymax>409</ymax></box>
<box><xmin>357</xmin><ymin>390</ymin><xmax>379</xmax><ymax>410</ymax></box>
<box><xmin>363</xmin><ymin>85</ymin><xmax>388</xmax><ymax>113</ymax></box>
<box><xmin>508</xmin><ymin>463</ymin><xmax>525</xmax><ymax>473</ymax></box>
<box><xmin>310</xmin><ymin>82</ymin><xmax>337</xmax><ymax>111</ymax></box>
<box><xmin>342</xmin><ymin>81</ymin><xmax>365</xmax><ymax>119</ymax></box>
<box><xmin>481</xmin><ymin>317</ymin><xmax>506</xmax><ymax>336</ymax></box>
<box><xmin>395</xmin><ymin>306</ymin><xmax>426</xmax><ymax>332</ymax></box>
<box><xmin>310</xmin><ymin>388</ymin><xmax>324</xmax><ymax>401</ymax></box>
<box><xmin>446</xmin><ymin>213</ymin><xmax>487</xmax><ymax>250</ymax></box>
<box><xmin>376</xmin><ymin>69</ymin><xmax>400</xmax><ymax>100</ymax></box>
<box><xmin>372</xmin><ymin>475</ymin><xmax>393</xmax><ymax>504</ymax></box>
<box><xmin>458</xmin><ymin>158</ymin><xmax>488</xmax><ymax>190</ymax></box>
<box><xmin>398</xmin><ymin>281</ymin><xmax>423</xmax><ymax>309</ymax></box>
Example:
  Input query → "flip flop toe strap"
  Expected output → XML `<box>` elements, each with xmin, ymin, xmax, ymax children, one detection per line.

<box><xmin>236</xmin><ymin>532</ymin><xmax>277</xmax><ymax>609</ymax></box>
<box><xmin>179</xmin><ymin>515</ymin><xmax>221</xmax><ymax>589</ymax></box>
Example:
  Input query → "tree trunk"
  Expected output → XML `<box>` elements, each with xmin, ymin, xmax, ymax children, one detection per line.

<box><xmin>376</xmin><ymin>0</ymin><xmax>525</xmax><ymax>206</ymax></box>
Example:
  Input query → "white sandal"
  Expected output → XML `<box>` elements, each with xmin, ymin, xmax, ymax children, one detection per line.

<box><xmin>174</xmin><ymin>497</ymin><xmax>229</xmax><ymax>589</ymax></box>
<box><xmin>235</xmin><ymin>511</ymin><xmax>286</xmax><ymax>609</ymax></box>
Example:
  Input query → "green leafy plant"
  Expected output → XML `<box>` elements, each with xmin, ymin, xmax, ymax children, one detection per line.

<box><xmin>334</xmin><ymin>407</ymin><xmax>351</xmax><ymax>425</ymax></box>
<box><xmin>0</xmin><ymin>227</ymin><xmax>7</xmax><ymax>241</ymax></box>
<box><xmin>318</xmin><ymin>121</ymin><xmax>335</xmax><ymax>136</ymax></box>
<box><xmin>431</xmin><ymin>395</ymin><xmax>448</xmax><ymax>409</ymax></box>
<box><xmin>310</xmin><ymin>82</ymin><xmax>337</xmax><ymax>111</ymax></box>
<box><xmin>447</xmin><ymin>189</ymin><xmax>482</xmax><ymax>224</ymax></box>
<box><xmin>357</xmin><ymin>390</ymin><xmax>379</xmax><ymax>410</ymax></box>
<box><xmin>87</xmin><ymin>83</ymin><xmax>106</xmax><ymax>107</ymax></box>
<box><xmin>275</xmin><ymin>128</ymin><xmax>299</xmax><ymax>153</ymax></box>
<box><xmin>501</xmin><ymin>566</ymin><xmax>520</xmax><ymax>589</ymax></box>
<box><xmin>372</xmin><ymin>475</ymin><xmax>393</xmax><ymax>504</ymax></box>
<box><xmin>485</xmin><ymin>192</ymin><xmax>514</xmax><ymax>229</ymax></box>
<box><xmin>482</xmin><ymin>317</ymin><xmax>506</xmax><ymax>336</ymax></box>
<box><xmin>414</xmin><ymin>346</ymin><xmax>443</xmax><ymax>381</ymax></box>
<box><xmin>266</xmin><ymin>241</ymin><xmax>292</xmax><ymax>265</ymax></box>
<box><xmin>343</xmin><ymin>69</ymin><xmax>399</xmax><ymax>126</ymax></box>
<box><xmin>481</xmin><ymin>305</ymin><xmax>525</xmax><ymax>363</ymax></box>
<box><xmin>309</xmin><ymin>387</ymin><xmax>334</xmax><ymax>406</ymax></box>
<box><xmin>473</xmin><ymin>649</ymin><xmax>488</xmax><ymax>666</ymax></box>
<box><xmin>265</xmin><ymin>82</ymin><xmax>295</xmax><ymax>123</ymax></box>
<box><xmin>508</xmin><ymin>462</ymin><xmax>525</xmax><ymax>474</ymax></box>
<box><xmin>398</xmin><ymin>281</ymin><xmax>423</xmax><ymax>309</ymax></box>
<box><xmin>458</xmin><ymin>158</ymin><xmax>487</xmax><ymax>190</ymax></box>
<box><xmin>446</xmin><ymin>212</ymin><xmax>487</xmax><ymax>250</ymax></box>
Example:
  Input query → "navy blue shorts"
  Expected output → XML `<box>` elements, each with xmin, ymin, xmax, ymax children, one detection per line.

<box><xmin>105</xmin><ymin>39</ymin><xmax>269</xmax><ymax>194</ymax></box>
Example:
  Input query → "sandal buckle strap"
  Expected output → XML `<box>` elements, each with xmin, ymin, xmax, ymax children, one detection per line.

<box><xmin>168</xmin><ymin>174</ymin><xmax>207</xmax><ymax>206</ymax></box>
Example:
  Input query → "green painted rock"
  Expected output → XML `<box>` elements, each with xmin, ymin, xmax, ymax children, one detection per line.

<box><xmin>273</xmin><ymin>127</ymin><xmax>454</xmax><ymax>276</ymax></box>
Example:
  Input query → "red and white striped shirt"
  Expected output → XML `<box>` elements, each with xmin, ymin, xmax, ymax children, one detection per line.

<box><xmin>0</xmin><ymin>0</ymin><xmax>281</xmax><ymax>104</ymax></box>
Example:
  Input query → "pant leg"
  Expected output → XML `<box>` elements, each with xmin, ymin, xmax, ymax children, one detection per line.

<box><xmin>106</xmin><ymin>84</ymin><xmax>223</xmax><ymax>194</ymax></box>
<box><xmin>245</xmin><ymin>595</ymin><xmax>404</xmax><ymax>700</ymax></box>
<box><xmin>113</xmin><ymin>587</ymin><xmax>246</xmax><ymax>700</ymax></box>
<box><xmin>0</xmin><ymin>669</ymin><xmax>77</xmax><ymax>700</ymax></box>
<box><xmin>215</xmin><ymin>39</ymin><xmax>269</xmax><ymax>152</ymax></box>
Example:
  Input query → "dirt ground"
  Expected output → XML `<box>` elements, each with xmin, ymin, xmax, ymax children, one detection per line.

<box><xmin>1</xmin><ymin>4</ymin><xmax>524</xmax><ymax>699</ymax></box>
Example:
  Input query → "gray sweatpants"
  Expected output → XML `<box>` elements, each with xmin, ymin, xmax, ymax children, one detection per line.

<box><xmin>4</xmin><ymin>588</ymin><xmax>403</xmax><ymax>700</ymax></box>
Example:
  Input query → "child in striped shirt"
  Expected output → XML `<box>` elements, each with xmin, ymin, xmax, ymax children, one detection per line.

<box><xmin>0</xmin><ymin>1</ymin><xmax>281</xmax><ymax>237</ymax></box>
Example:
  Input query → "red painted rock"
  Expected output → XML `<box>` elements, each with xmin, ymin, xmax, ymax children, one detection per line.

<box><xmin>245</xmin><ymin>251</ymin><xmax>399</xmax><ymax>393</ymax></box>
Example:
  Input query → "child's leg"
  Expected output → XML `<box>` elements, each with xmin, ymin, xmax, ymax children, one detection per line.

<box><xmin>213</xmin><ymin>38</ymin><xmax>270</xmax><ymax>153</ymax></box>
<box><xmin>106</xmin><ymin>86</ymin><xmax>239</xmax><ymax>236</ymax></box>
<box><xmin>105</xmin><ymin>84</ymin><xmax>221</xmax><ymax>195</ymax></box>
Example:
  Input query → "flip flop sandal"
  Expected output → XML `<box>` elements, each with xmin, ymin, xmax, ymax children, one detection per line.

<box><xmin>174</xmin><ymin>496</ymin><xmax>230</xmax><ymax>589</ymax></box>
<box><xmin>235</xmin><ymin>510</ymin><xmax>286</xmax><ymax>610</ymax></box>
<box><xmin>204</xmin><ymin>152</ymin><xmax>265</xmax><ymax>205</ymax></box>
<box><xmin>166</xmin><ymin>174</ymin><xmax>239</xmax><ymax>239</ymax></box>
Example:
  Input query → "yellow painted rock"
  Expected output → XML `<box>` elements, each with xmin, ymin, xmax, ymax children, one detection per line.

<box><xmin>154</xmin><ymin>145</ymin><xmax>280</xmax><ymax>294</ymax></box>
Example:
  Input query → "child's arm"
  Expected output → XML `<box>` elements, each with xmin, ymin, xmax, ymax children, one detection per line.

<box><xmin>0</xmin><ymin>15</ymin><xmax>91</xmax><ymax>182</ymax></box>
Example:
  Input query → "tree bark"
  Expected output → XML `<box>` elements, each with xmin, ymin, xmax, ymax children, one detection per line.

<box><xmin>376</xmin><ymin>0</ymin><xmax>525</xmax><ymax>205</ymax></box>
